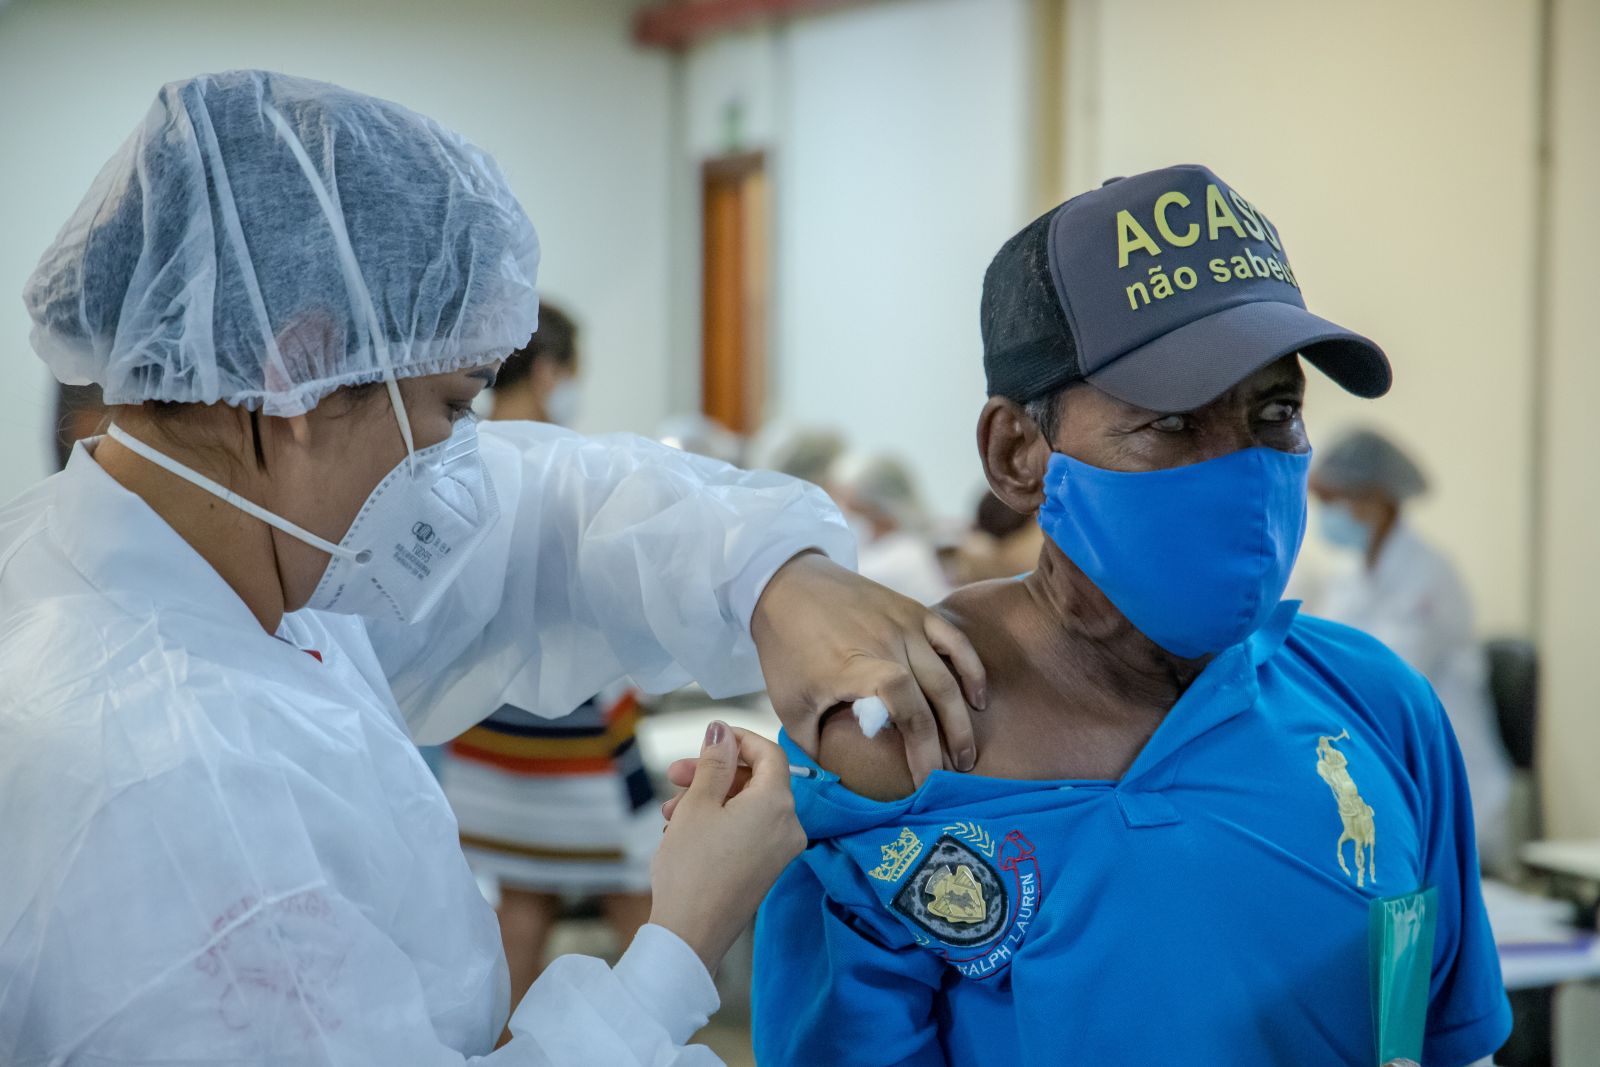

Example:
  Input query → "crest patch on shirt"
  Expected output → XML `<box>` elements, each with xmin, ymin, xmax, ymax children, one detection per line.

<box><xmin>892</xmin><ymin>835</ymin><xmax>1009</xmax><ymax>947</ymax></box>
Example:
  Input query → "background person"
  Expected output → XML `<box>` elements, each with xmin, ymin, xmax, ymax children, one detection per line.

<box><xmin>831</xmin><ymin>453</ymin><xmax>953</xmax><ymax>605</ymax></box>
<box><xmin>952</xmin><ymin>490</ymin><xmax>1044</xmax><ymax>584</ymax></box>
<box><xmin>475</xmin><ymin>301</ymin><xmax>582</xmax><ymax>426</ymax></box>
<box><xmin>1308</xmin><ymin>427</ymin><xmax>1514</xmax><ymax>870</ymax></box>
<box><xmin>440</xmin><ymin>306</ymin><xmax>659</xmax><ymax>1010</ymax></box>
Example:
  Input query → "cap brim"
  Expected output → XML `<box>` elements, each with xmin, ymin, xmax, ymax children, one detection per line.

<box><xmin>1084</xmin><ymin>300</ymin><xmax>1391</xmax><ymax>412</ymax></box>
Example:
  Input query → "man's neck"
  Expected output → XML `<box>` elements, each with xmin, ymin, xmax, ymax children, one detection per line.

<box><xmin>1016</xmin><ymin>542</ymin><xmax>1210</xmax><ymax>711</ymax></box>
<box><xmin>92</xmin><ymin>435</ymin><xmax>288</xmax><ymax>634</ymax></box>
<box><xmin>818</xmin><ymin>549</ymin><xmax>1214</xmax><ymax>798</ymax></box>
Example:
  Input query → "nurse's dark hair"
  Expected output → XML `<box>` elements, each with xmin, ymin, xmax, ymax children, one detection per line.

<box><xmin>494</xmin><ymin>302</ymin><xmax>577</xmax><ymax>392</ymax></box>
<box><xmin>54</xmin><ymin>383</ymin><xmax>106</xmax><ymax>472</ymax></box>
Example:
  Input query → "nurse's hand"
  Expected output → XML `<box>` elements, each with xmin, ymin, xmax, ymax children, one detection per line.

<box><xmin>753</xmin><ymin>552</ymin><xmax>987</xmax><ymax>785</ymax></box>
<box><xmin>648</xmin><ymin>721</ymin><xmax>806</xmax><ymax>974</ymax></box>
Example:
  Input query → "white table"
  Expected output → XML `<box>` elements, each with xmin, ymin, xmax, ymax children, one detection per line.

<box><xmin>1498</xmin><ymin>937</ymin><xmax>1600</xmax><ymax>990</ymax></box>
<box><xmin>1483</xmin><ymin>878</ymin><xmax>1600</xmax><ymax>990</ymax></box>
<box><xmin>636</xmin><ymin>702</ymin><xmax>783</xmax><ymax>775</ymax></box>
<box><xmin>1521</xmin><ymin>839</ymin><xmax>1600</xmax><ymax>883</ymax></box>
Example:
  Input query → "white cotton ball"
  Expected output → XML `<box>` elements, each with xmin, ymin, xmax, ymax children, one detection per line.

<box><xmin>853</xmin><ymin>697</ymin><xmax>890</xmax><ymax>739</ymax></box>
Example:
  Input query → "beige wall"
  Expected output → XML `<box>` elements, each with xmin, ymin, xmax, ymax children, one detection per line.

<box><xmin>1063</xmin><ymin>0</ymin><xmax>1542</xmax><ymax>638</ymax></box>
<box><xmin>1538</xmin><ymin>0</ymin><xmax>1600</xmax><ymax>839</ymax></box>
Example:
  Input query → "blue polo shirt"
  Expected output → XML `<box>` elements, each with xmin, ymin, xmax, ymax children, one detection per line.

<box><xmin>752</xmin><ymin>604</ymin><xmax>1510</xmax><ymax>1066</ymax></box>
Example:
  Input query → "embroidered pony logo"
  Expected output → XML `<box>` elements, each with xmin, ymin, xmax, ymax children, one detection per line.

<box><xmin>1316</xmin><ymin>730</ymin><xmax>1376</xmax><ymax>887</ymax></box>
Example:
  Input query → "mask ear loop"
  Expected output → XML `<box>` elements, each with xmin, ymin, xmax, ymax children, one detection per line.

<box><xmin>105</xmin><ymin>423</ymin><xmax>370</xmax><ymax>564</ymax></box>
<box><xmin>382</xmin><ymin>373</ymin><xmax>419</xmax><ymax>477</ymax></box>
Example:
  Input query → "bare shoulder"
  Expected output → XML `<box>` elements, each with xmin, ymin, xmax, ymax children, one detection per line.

<box><xmin>815</xmin><ymin>578</ymin><xmax>1028</xmax><ymax>802</ymax></box>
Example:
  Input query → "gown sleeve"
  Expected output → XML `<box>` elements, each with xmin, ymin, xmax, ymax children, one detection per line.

<box><xmin>367</xmin><ymin>421</ymin><xmax>856</xmax><ymax>744</ymax></box>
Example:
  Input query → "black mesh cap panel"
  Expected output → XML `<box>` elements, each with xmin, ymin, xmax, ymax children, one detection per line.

<box><xmin>980</xmin><ymin>205</ymin><xmax>1081</xmax><ymax>403</ymax></box>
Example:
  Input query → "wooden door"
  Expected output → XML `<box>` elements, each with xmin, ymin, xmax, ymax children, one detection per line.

<box><xmin>701</xmin><ymin>152</ymin><xmax>768</xmax><ymax>435</ymax></box>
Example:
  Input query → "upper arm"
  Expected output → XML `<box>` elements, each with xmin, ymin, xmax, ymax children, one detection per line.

<box><xmin>377</xmin><ymin>421</ymin><xmax>856</xmax><ymax>744</ymax></box>
<box><xmin>818</xmin><ymin>706</ymin><xmax>918</xmax><ymax>801</ymax></box>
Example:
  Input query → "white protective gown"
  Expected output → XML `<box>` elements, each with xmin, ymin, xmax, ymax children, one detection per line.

<box><xmin>1311</xmin><ymin>521</ymin><xmax>1514</xmax><ymax>868</ymax></box>
<box><xmin>0</xmin><ymin>420</ymin><xmax>853</xmax><ymax>1066</ymax></box>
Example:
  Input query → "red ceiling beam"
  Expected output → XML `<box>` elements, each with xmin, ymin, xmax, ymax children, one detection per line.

<box><xmin>633</xmin><ymin>0</ymin><xmax>875</xmax><ymax>50</ymax></box>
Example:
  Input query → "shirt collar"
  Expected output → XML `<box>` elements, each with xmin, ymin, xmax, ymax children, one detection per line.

<box><xmin>49</xmin><ymin>438</ymin><xmax>268</xmax><ymax>635</ymax></box>
<box><xmin>1116</xmin><ymin>599</ymin><xmax>1300</xmax><ymax>790</ymax></box>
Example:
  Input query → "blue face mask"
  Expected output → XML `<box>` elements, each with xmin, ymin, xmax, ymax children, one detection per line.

<box><xmin>1317</xmin><ymin>500</ymin><xmax>1373</xmax><ymax>554</ymax></box>
<box><xmin>1038</xmin><ymin>447</ymin><xmax>1310</xmax><ymax>658</ymax></box>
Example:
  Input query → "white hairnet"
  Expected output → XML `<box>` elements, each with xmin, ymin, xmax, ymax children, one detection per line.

<box><xmin>1312</xmin><ymin>428</ymin><xmax>1429</xmax><ymax>500</ymax></box>
<box><xmin>765</xmin><ymin>428</ymin><xmax>847</xmax><ymax>488</ymax></box>
<box><xmin>656</xmin><ymin>413</ymin><xmax>745</xmax><ymax>467</ymax></box>
<box><xmin>24</xmin><ymin>70</ymin><xmax>540</xmax><ymax>416</ymax></box>
<box><xmin>834</xmin><ymin>452</ymin><xmax>927</xmax><ymax>531</ymax></box>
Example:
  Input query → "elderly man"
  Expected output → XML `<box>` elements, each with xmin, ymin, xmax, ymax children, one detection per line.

<box><xmin>749</xmin><ymin>165</ymin><xmax>1509</xmax><ymax>1066</ymax></box>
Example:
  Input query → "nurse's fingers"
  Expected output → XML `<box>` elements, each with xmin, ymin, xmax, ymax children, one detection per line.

<box><xmin>661</xmin><ymin>763</ymin><xmax>754</xmax><ymax>822</ymax></box>
<box><xmin>664</xmin><ymin>728</ymin><xmax>790</xmax><ymax>822</ymax></box>
<box><xmin>731</xmin><ymin>727</ymin><xmax>791</xmax><ymax>794</ymax></box>
<box><xmin>842</xmin><ymin>657</ymin><xmax>943</xmax><ymax>787</ymax></box>
<box><xmin>665</xmin><ymin>755</ymin><xmax>752</xmax><ymax>792</ymax></box>
<box><xmin>666</xmin><ymin>757</ymin><xmax>698</xmax><ymax>789</ymax></box>
<box><xmin>925</xmin><ymin>612</ymin><xmax>988</xmax><ymax>710</ymax></box>
<box><xmin>680</xmin><ymin>720</ymin><xmax>738</xmax><ymax>810</ymax></box>
<box><xmin>907</xmin><ymin>638</ymin><xmax>976</xmax><ymax>773</ymax></box>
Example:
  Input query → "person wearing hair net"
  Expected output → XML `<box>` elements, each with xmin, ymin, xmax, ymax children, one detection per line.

<box><xmin>1307</xmin><ymin>429</ymin><xmax>1513</xmax><ymax>870</ymax></box>
<box><xmin>0</xmin><ymin>71</ymin><xmax>986</xmax><ymax>1066</ymax></box>
<box><xmin>831</xmin><ymin>454</ymin><xmax>953</xmax><ymax>606</ymax></box>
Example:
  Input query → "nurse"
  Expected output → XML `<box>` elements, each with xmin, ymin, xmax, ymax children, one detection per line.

<box><xmin>0</xmin><ymin>71</ymin><xmax>983</xmax><ymax>1065</ymax></box>
<box><xmin>1309</xmin><ymin>428</ymin><xmax>1514</xmax><ymax>869</ymax></box>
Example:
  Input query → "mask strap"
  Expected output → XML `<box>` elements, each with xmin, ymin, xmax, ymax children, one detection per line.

<box><xmin>384</xmin><ymin>373</ymin><xmax>418</xmax><ymax>472</ymax></box>
<box><xmin>105</xmin><ymin>423</ymin><xmax>367</xmax><ymax>564</ymax></box>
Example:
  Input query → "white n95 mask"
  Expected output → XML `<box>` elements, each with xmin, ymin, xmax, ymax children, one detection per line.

<box><xmin>106</xmin><ymin>400</ymin><xmax>500</xmax><ymax>625</ymax></box>
<box><xmin>302</xmin><ymin>415</ymin><xmax>499</xmax><ymax>622</ymax></box>
<box><xmin>544</xmin><ymin>379</ymin><xmax>582</xmax><ymax>427</ymax></box>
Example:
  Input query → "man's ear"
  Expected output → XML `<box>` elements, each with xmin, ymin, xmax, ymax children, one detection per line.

<box><xmin>977</xmin><ymin>396</ymin><xmax>1052</xmax><ymax>515</ymax></box>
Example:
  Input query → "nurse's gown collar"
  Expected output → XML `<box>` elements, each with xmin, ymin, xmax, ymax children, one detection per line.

<box><xmin>50</xmin><ymin>438</ymin><xmax>269</xmax><ymax>635</ymax></box>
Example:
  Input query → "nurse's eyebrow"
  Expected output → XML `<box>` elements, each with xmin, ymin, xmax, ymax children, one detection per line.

<box><xmin>466</xmin><ymin>367</ymin><xmax>498</xmax><ymax>387</ymax></box>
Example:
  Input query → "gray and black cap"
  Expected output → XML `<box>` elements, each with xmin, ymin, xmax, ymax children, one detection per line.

<box><xmin>981</xmin><ymin>163</ymin><xmax>1390</xmax><ymax>412</ymax></box>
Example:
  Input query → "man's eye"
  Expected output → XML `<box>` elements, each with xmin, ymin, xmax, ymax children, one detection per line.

<box><xmin>1149</xmin><ymin>414</ymin><xmax>1187</xmax><ymax>433</ymax></box>
<box><xmin>448</xmin><ymin>404</ymin><xmax>477</xmax><ymax>423</ymax></box>
<box><xmin>1259</xmin><ymin>401</ymin><xmax>1302</xmax><ymax>423</ymax></box>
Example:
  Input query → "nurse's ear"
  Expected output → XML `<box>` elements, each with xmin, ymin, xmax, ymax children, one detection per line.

<box><xmin>977</xmin><ymin>396</ymin><xmax>1052</xmax><ymax>516</ymax></box>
